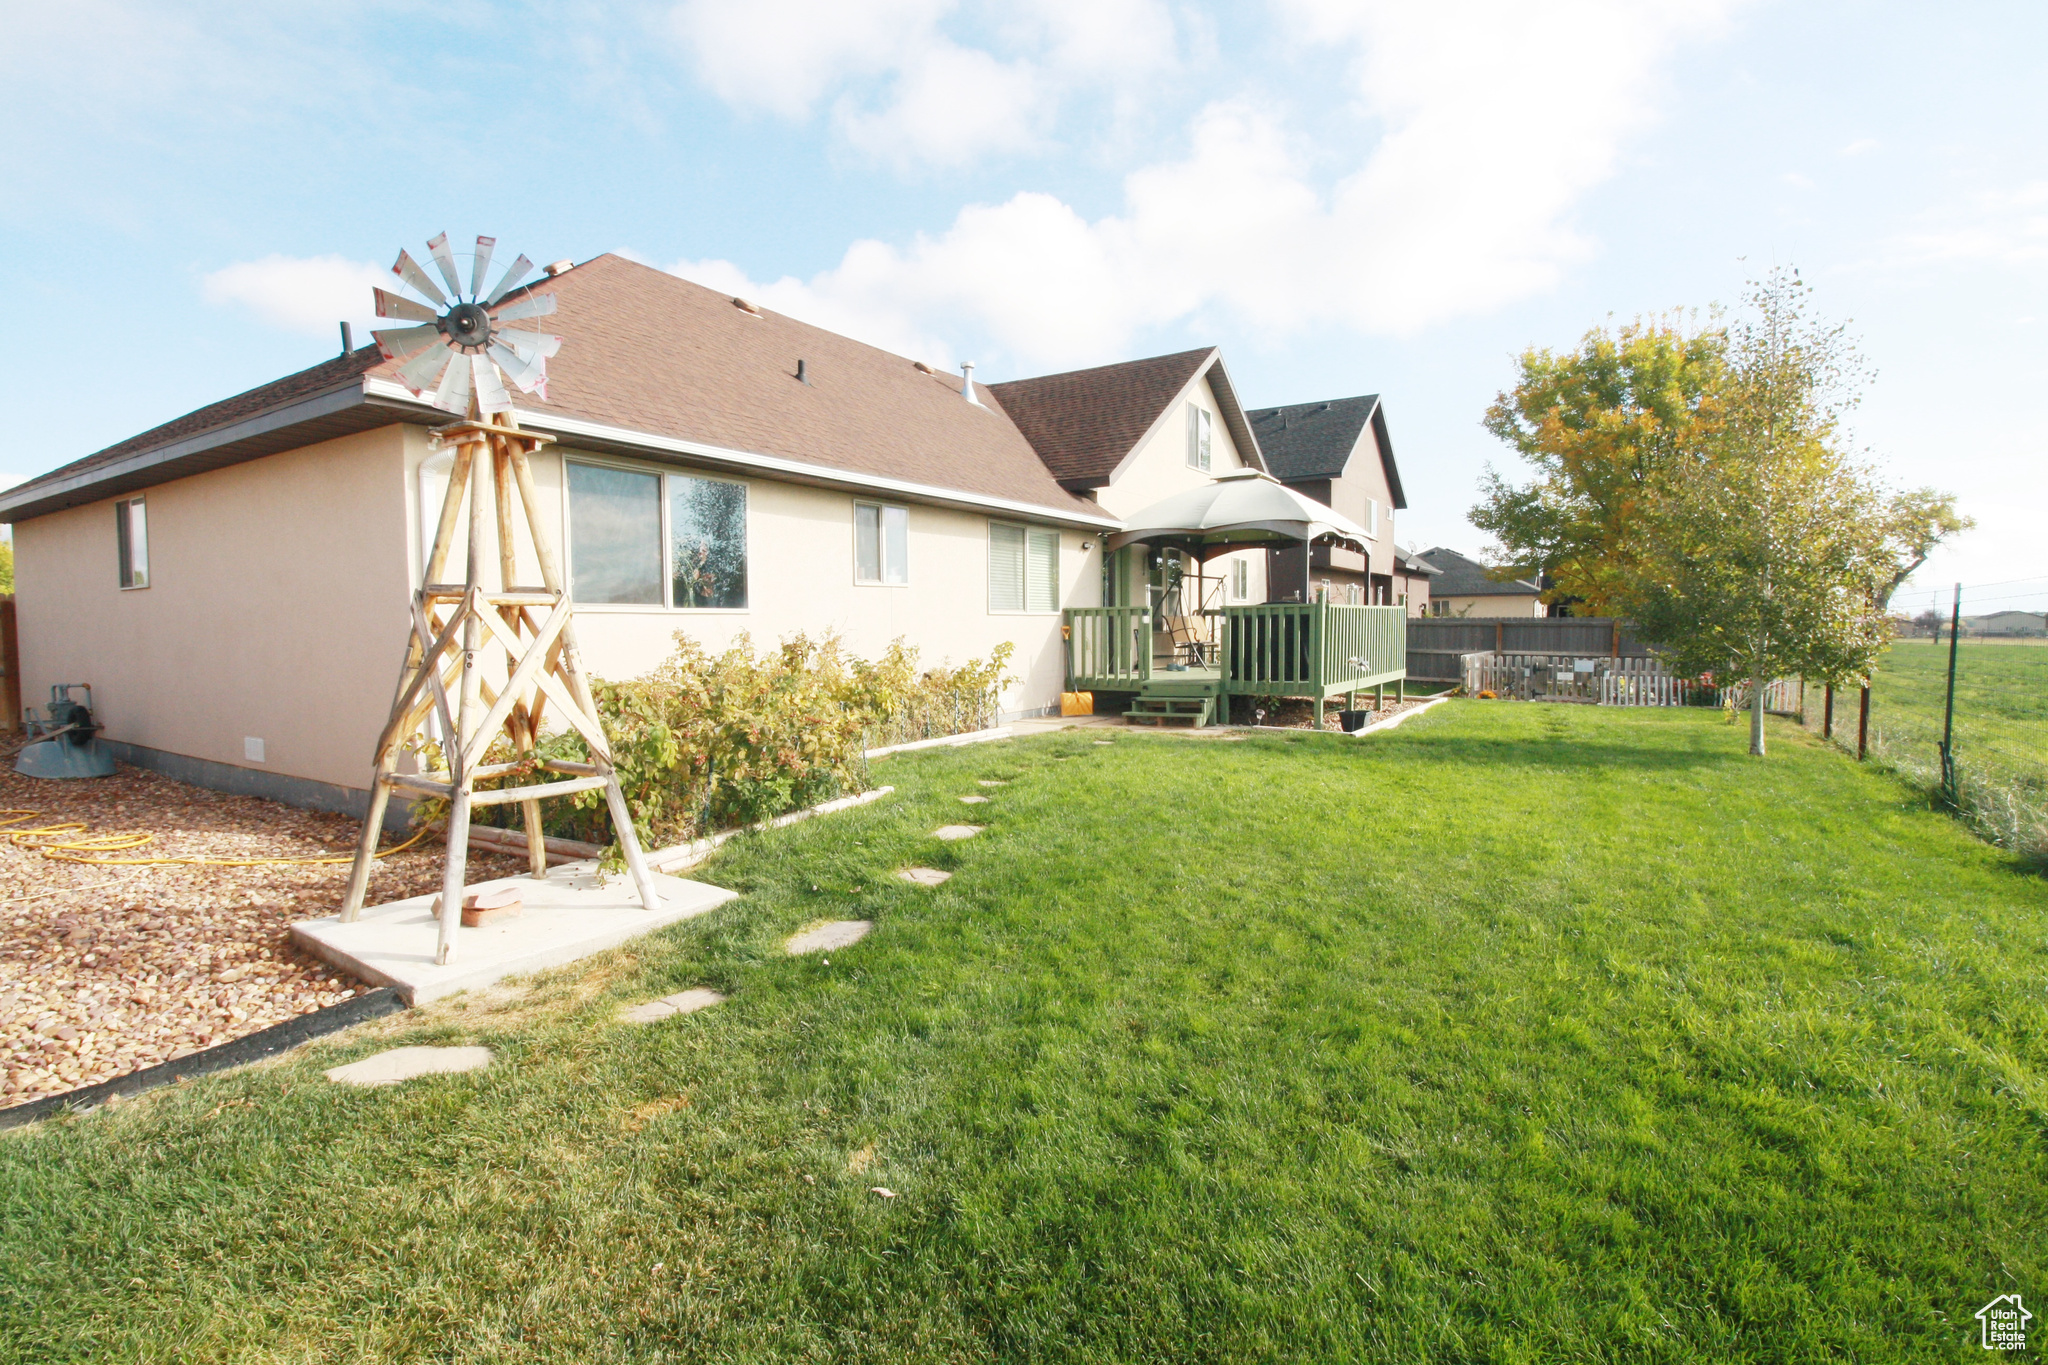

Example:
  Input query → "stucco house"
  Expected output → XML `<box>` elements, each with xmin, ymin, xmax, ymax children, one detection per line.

<box><xmin>1246</xmin><ymin>395</ymin><xmax>1429</xmax><ymax>612</ymax></box>
<box><xmin>1417</xmin><ymin>547</ymin><xmax>1549</xmax><ymax>618</ymax></box>
<box><xmin>1</xmin><ymin>253</ymin><xmax>1407</xmax><ymax>816</ymax></box>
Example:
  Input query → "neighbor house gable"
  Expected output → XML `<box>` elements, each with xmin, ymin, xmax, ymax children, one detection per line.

<box><xmin>1248</xmin><ymin>395</ymin><xmax>1406</xmax><ymax>510</ymax></box>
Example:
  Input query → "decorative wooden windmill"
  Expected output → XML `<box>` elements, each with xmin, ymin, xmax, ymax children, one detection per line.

<box><xmin>338</xmin><ymin>233</ymin><xmax>660</xmax><ymax>964</ymax></box>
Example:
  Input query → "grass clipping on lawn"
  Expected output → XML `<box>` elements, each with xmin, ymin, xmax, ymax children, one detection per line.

<box><xmin>2</xmin><ymin>707</ymin><xmax>2045</xmax><ymax>1362</ymax></box>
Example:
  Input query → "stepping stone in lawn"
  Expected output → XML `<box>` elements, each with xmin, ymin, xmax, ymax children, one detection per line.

<box><xmin>325</xmin><ymin>1045</ymin><xmax>493</xmax><ymax>1088</ymax></box>
<box><xmin>958</xmin><ymin>794</ymin><xmax>990</xmax><ymax>804</ymax></box>
<box><xmin>618</xmin><ymin>987</ymin><xmax>728</xmax><ymax>1024</ymax></box>
<box><xmin>932</xmin><ymin>825</ymin><xmax>983</xmax><ymax>841</ymax></box>
<box><xmin>787</xmin><ymin>920</ymin><xmax>873</xmax><ymax>955</ymax></box>
<box><xmin>976</xmin><ymin>780</ymin><xmax>1007</xmax><ymax>787</ymax></box>
<box><xmin>1093</xmin><ymin>740</ymin><xmax>1115</xmax><ymax>746</ymax></box>
<box><xmin>898</xmin><ymin>867</ymin><xmax>952</xmax><ymax>887</ymax></box>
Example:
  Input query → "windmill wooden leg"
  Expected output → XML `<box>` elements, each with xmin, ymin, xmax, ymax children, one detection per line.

<box><xmin>436</xmin><ymin>784</ymin><xmax>474</xmax><ymax>966</ymax></box>
<box><xmin>599</xmin><ymin>769</ymin><xmax>663</xmax><ymax>912</ymax></box>
<box><xmin>340</xmin><ymin>761</ymin><xmax>398</xmax><ymax>922</ymax></box>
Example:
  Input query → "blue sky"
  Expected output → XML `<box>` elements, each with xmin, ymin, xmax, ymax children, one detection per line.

<box><xmin>5</xmin><ymin>0</ymin><xmax>2044</xmax><ymax>614</ymax></box>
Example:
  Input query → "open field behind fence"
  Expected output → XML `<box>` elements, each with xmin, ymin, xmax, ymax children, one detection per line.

<box><xmin>1800</xmin><ymin>640</ymin><xmax>2048</xmax><ymax>864</ymax></box>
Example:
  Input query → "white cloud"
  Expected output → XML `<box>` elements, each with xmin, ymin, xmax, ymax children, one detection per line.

<box><xmin>1842</xmin><ymin>138</ymin><xmax>1880</xmax><ymax>155</ymax></box>
<box><xmin>201</xmin><ymin>254</ymin><xmax>387</xmax><ymax>337</ymax></box>
<box><xmin>837</xmin><ymin>40</ymin><xmax>1045</xmax><ymax>168</ymax></box>
<box><xmin>670</xmin><ymin>1</ymin><xmax>1736</xmax><ymax>370</ymax></box>
<box><xmin>667</xmin><ymin>0</ymin><xmax>1176</xmax><ymax>167</ymax></box>
<box><xmin>1882</xmin><ymin>182</ymin><xmax>2048</xmax><ymax>268</ymax></box>
<box><xmin>667</xmin><ymin>0</ymin><xmax>950</xmax><ymax>119</ymax></box>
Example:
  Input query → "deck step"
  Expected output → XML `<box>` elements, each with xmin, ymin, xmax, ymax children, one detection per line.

<box><xmin>1125</xmin><ymin>694</ymin><xmax>1216</xmax><ymax>728</ymax></box>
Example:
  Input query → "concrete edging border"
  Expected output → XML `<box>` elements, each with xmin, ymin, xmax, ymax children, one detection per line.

<box><xmin>0</xmin><ymin>987</ymin><xmax>406</xmax><ymax>1131</ymax></box>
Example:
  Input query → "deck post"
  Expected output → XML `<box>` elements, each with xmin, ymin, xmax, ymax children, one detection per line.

<box><xmin>1376</xmin><ymin>681</ymin><xmax>1385</xmax><ymax>710</ymax></box>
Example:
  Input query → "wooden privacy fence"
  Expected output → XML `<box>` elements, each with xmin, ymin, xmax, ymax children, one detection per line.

<box><xmin>1461</xmin><ymin>652</ymin><xmax>1801</xmax><ymax>711</ymax></box>
<box><xmin>1408</xmin><ymin>616</ymin><xmax>1651</xmax><ymax>683</ymax></box>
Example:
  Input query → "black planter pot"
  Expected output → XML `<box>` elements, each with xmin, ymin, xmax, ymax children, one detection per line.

<box><xmin>1338</xmin><ymin>709</ymin><xmax>1372</xmax><ymax>733</ymax></box>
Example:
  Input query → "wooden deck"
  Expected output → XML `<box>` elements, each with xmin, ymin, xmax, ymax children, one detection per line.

<box><xmin>1065</xmin><ymin>603</ymin><xmax>1407</xmax><ymax>725</ymax></box>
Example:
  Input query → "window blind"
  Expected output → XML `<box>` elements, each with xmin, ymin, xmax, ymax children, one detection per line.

<box><xmin>1026</xmin><ymin>527</ymin><xmax>1059</xmax><ymax>612</ymax></box>
<box><xmin>989</xmin><ymin>522</ymin><xmax>1026</xmax><ymax>611</ymax></box>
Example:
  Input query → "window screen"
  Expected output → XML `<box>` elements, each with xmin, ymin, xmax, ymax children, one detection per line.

<box><xmin>1233</xmin><ymin>559</ymin><xmax>1249</xmax><ymax>601</ymax></box>
<box><xmin>116</xmin><ymin>498</ymin><xmax>148</xmax><ymax>589</ymax></box>
<box><xmin>855</xmin><ymin>503</ymin><xmax>908</xmax><ymax>584</ymax></box>
<box><xmin>671</xmin><ymin>474</ymin><xmax>748</xmax><ymax>608</ymax></box>
<box><xmin>568</xmin><ymin>463</ymin><xmax>663</xmax><ymax>605</ymax></box>
<box><xmin>990</xmin><ymin>523</ymin><xmax>1059</xmax><ymax>611</ymax></box>
<box><xmin>1186</xmin><ymin>403</ymin><xmax>1213</xmax><ymax>471</ymax></box>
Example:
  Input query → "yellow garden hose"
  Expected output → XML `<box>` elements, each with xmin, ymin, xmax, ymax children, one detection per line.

<box><xmin>0</xmin><ymin>810</ymin><xmax>427</xmax><ymax>867</ymax></box>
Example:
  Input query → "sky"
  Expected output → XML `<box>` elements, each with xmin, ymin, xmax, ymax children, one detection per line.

<box><xmin>4</xmin><ymin>0</ymin><xmax>2043</xmax><ymax>615</ymax></box>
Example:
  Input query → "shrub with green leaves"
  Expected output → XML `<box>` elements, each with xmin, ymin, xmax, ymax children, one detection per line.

<box><xmin>413</xmin><ymin>632</ymin><xmax>1012</xmax><ymax>858</ymax></box>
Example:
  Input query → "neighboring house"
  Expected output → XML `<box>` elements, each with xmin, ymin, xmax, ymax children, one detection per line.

<box><xmin>1964</xmin><ymin>610</ymin><xmax>2047</xmax><ymax>637</ymax></box>
<box><xmin>1389</xmin><ymin>545</ymin><xmax>1440</xmax><ymax>618</ymax></box>
<box><xmin>1417</xmin><ymin>548</ymin><xmax>1548</xmax><ymax>618</ymax></box>
<box><xmin>1245</xmin><ymin>396</ymin><xmax>1414</xmax><ymax>607</ymax></box>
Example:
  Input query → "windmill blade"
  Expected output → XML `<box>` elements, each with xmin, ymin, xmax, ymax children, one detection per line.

<box><xmin>431</xmin><ymin>348</ymin><xmax>473</xmax><ymax>415</ymax></box>
<box><xmin>483</xmin><ymin>254</ymin><xmax>535</xmax><ymax>306</ymax></box>
<box><xmin>426</xmin><ymin>233</ymin><xmax>466</xmax><ymax>301</ymax></box>
<box><xmin>373</xmin><ymin>288</ymin><xmax>437</xmax><ymax>323</ymax></box>
<box><xmin>487</xmin><ymin>340</ymin><xmax>550</xmax><ymax>394</ymax></box>
<box><xmin>492</xmin><ymin>293</ymin><xmax>557</xmax><ymax>323</ymax></box>
<box><xmin>469</xmin><ymin>236</ymin><xmax>496</xmax><ymax>300</ymax></box>
<box><xmin>396</xmin><ymin>342</ymin><xmax>455</xmax><ymax>395</ymax></box>
<box><xmin>493</xmin><ymin>327</ymin><xmax>562</xmax><ymax>359</ymax></box>
<box><xmin>471</xmin><ymin>354</ymin><xmax>513</xmax><ymax>414</ymax></box>
<box><xmin>372</xmin><ymin>324</ymin><xmax>442</xmax><ymax>361</ymax></box>
<box><xmin>391</xmin><ymin>250</ymin><xmax>447</xmax><ymax>307</ymax></box>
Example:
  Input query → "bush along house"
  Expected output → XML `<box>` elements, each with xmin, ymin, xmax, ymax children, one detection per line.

<box><xmin>0</xmin><ymin>253</ymin><xmax>1412</xmax><ymax>823</ymax></box>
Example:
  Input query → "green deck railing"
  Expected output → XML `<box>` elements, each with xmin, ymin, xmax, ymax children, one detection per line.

<box><xmin>1065</xmin><ymin>602</ymin><xmax>1405</xmax><ymax>700</ymax></box>
<box><xmin>1064</xmin><ymin>606</ymin><xmax>1152</xmax><ymax>691</ymax></box>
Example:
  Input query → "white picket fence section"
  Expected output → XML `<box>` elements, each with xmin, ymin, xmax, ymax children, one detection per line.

<box><xmin>1460</xmin><ymin>652</ymin><xmax>1800</xmax><ymax>711</ymax></box>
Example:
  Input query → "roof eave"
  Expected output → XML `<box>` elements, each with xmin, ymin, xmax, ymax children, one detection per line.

<box><xmin>0</xmin><ymin>377</ymin><xmax>396</xmax><ymax>523</ymax></box>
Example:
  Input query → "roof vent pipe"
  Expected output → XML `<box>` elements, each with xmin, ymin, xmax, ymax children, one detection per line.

<box><xmin>340</xmin><ymin>321</ymin><xmax>353</xmax><ymax>355</ymax></box>
<box><xmin>960</xmin><ymin>361</ymin><xmax>980</xmax><ymax>405</ymax></box>
<box><xmin>796</xmin><ymin>358</ymin><xmax>810</xmax><ymax>385</ymax></box>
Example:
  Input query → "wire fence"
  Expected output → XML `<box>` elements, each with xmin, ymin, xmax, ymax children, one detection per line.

<box><xmin>1794</xmin><ymin>632</ymin><xmax>2048</xmax><ymax>868</ymax></box>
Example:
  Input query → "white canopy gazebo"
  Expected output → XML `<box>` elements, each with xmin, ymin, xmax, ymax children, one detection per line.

<box><xmin>1107</xmin><ymin>469</ymin><xmax>1374</xmax><ymax>603</ymax></box>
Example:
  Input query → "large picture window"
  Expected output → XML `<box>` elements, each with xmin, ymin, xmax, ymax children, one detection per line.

<box><xmin>116</xmin><ymin>497</ymin><xmax>149</xmax><ymax>590</ymax></box>
<box><xmin>671</xmin><ymin>474</ymin><xmax>748</xmax><ymax>608</ymax></box>
<box><xmin>990</xmin><ymin>522</ymin><xmax>1059</xmax><ymax>613</ymax></box>
<box><xmin>568</xmin><ymin>463</ymin><xmax>663</xmax><ymax>604</ymax></box>
<box><xmin>854</xmin><ymin>502</ymin><xmax>908</xmax><ymax>584</ymax></box>
<box><xmin>567</xmin><ymin>461</ymin><xmax>748</xmax><ymax>609</ymax></box>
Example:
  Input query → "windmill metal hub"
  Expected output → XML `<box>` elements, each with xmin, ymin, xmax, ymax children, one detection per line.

<box><xmin>440</xmin><ymin>301</ymin><xmax>493</xmax><ymax>351</ymax></box>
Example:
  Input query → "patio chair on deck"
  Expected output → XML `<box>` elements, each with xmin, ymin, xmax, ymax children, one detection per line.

<box><xmin>1163</xmin><ymin>615</ymin><xmax>1212</xmax><ymax>668</ymax></box>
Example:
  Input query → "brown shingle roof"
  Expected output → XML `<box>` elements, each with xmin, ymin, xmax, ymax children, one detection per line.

<box><xmin>5</xmin><ymin>254</ymin><xmax>1105</xmax><ymax>524</ymax></box>
<box><xmin>987</xmin><ymin>348</ymin><xmax>1216</xmax><ymax>487</ymax></box>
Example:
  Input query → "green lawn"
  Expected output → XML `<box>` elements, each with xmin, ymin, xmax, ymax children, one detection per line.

<box><xmin>1869</xmin><ymin>640</ymin><xmax>2048</xmax><ymax>794</ymax></box>
<box><xmin>5</xmin><ymin>705</ymin><xmax>2046</xmax><ymax>1362</ymax></box>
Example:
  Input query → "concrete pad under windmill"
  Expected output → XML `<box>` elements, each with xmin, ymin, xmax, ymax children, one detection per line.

<box><xmin>294</xmin><ymin>863</ymin><xmax>738</xmax><ymax>1005</ymax></box>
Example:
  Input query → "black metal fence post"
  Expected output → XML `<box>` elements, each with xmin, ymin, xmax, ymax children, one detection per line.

<box><xmin>1940</xmin><ymin>581</ymin><xmax>1962</xmax><ymax>806</ymax></box>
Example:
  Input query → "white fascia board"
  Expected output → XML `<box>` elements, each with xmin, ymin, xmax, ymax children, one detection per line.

<box><xmin>365</xmin><ymin>378</ymin><xmax>1121</xmax><ymax>532</ymax></box>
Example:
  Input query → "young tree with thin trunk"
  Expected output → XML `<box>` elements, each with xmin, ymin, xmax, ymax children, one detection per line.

<box><xmin>1618</xmin><ymin>269</ymin><xmax>1966</xmax><ymax>755</ymax></box>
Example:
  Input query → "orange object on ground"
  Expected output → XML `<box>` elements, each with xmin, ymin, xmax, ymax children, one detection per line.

<box><xmin>1060</xmin><ymin>691</ymin><xmax>1094</xmax><ymax>717</ymax></box>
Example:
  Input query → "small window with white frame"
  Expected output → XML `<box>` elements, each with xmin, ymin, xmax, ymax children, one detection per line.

<box><xmin>1232</xmin><ymin>558</ymin><xmax>1249</xmax><ymax>601</ymax></box>
<box><xmin>116</xmin><ymin>497</ymin><xmax>149</xmax><ymax>590</ymax></box>
<box><xmin>854</xmin><ymin>502</ymin><xmax>909</xmax><ymax>584</ymax></box>
<box><xmin>1366</xmin><ymin>497</ymin><xmax>1379</xmax><ymax>540</ymax></box>
<box><xmin>989</xmin><ymin>521</ymin><xmax>1060</xmax><ymax>613</ymax></box>
<box><xmin>1186</xmin><ymin>403</ymin><xmax>1213</xmax><ymax>471</ymax></box>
